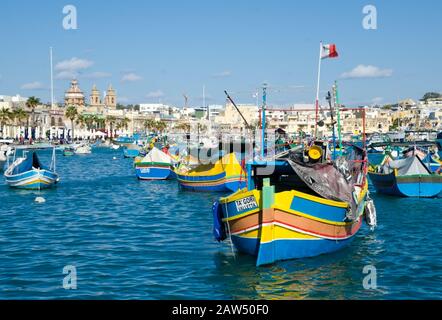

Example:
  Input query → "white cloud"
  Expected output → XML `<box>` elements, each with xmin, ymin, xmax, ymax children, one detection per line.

<box><xmin>146</xmin><ymin>90</ymin><xmax>164</xmax><ymax>98</ymax></box>
<box><xmin>83</xmin><ymin>71</ymin><xmax>112</xmax><ymax>79</ymax></box>
<box><xmin>121</xmin><ymin>73</ymin><xmax>142</xmax><ymax>82</ymax></box>
<box><xmin>21</xmin><ymin>81</ymin><xmax>45</xmax><ymax>90</ymax></box>
<box><xmin>55</xmin><ymin>70</ymin><xmax>78</xmax><ymax>80</ymax></box>
<box><xmin>54</xmin><ymin>57</ymin><xmax>94</xmax><ymax>80</ymax></box>
<box><xmin>341</xmin><ymin>65</ymin><xmax>393</xmax><ymax>79</ymax></box>
<box><xmin>212</xmin><ymin>70</ymin><xmax>232</xmax><ymax>78</ymax></box>
<box><xmin>55</xmin><ymin>57</ymin><xmax>94</xmax><ymax>72</ymax></box>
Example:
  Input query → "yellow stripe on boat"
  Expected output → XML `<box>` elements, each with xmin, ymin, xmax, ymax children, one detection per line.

<box><xmin>235</xmin><ymin>224</ymin><xmax>318</xmax><ymax>240</ymax></box>
<box><xmin>22</xmin><ymin>179</ymin><xmax>50</xmax><ymax>186</ymax></box>
<box><xmin>259</xmin><ymin>224</ymin><xmax>318</xmax><ymax>242</ymax></box>
<box><xmin>178</xmin><ymin>153</ymin><xmax>244</xmax><ymax>177</ymax></box>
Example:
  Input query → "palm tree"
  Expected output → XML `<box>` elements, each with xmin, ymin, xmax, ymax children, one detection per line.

<box><xmin>12</xmin><ymin>108</ymin><xmax>29</xmax><ymax>138</ymax></box>
<box><xmin>119</xmin><ymin>117</ymin><xmax>130</xmax><ymax>131</ymax></box>
<box><xmin>0</xmin><ymin>107</ymin><xmax>12</xmax><ymax>138</ymax></box>
<box><xmin>76</xmin><ymin>114</ymin><xmax>86</xmax><ymax>132</ymax></box>
<box><xmin>175</xmin><ymin>123</ymin><xmax>190</xmax><ymax>133</ymax></box>
<box><xmin>26</xmin><ymin>96</ymin><xmax>41</xmax><ymax>130</ymax></box>
<box><xmin>105</xmin><ymin>115</ymin><xmax>117</xmax><ymax>138</ymax></box>
<box><xmin>143</xmin><ymin>119</ymin><xmax>156</xmax><ymax>134</ymax></box>
<box><xmin>156</xmin><ymin>120</ymin><xmax>167</xmax><ymax>133</ymax></box>
<box><xmin>83</xmin><ymin>115</ymin><xmax>94</xmax><ymax>130</ymax></box>
<box><xmin>65</xmin><ymin>105</ymin><xmax>78</xmax><ymax>141</ymax></box>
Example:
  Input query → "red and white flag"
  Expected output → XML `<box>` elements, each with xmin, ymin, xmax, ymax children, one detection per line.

<box><xmin>321</xmin><ymin>44</ymin><xmax>338</xmax><ymax>59</ymax></box>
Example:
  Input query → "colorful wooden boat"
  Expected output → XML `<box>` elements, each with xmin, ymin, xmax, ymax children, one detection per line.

<box><xmin>368</xmin><ymin>154</ymin><xmax>442</xmax><ymax>197</ymax></box>
<box><xmin>63</xmin><ymin>147</ymin><xmax>75</xmax><ymax>156</ymax></box>
<box><xmin>123</xmin><ymin>144</ymin><xmax>140</xmax><ymax>158</ymax></box>
<box><xmin>177</xmin><ymin>153</ymin><xmax>246</xmax><ymax>192</ymax></box>
<box><xmin>4</xmin><ymin>150</ymin><xmax>59</xmax><ymax>190</ymax></box>
<box><xmin>213</xmin><ymin>143</ymin><xmax>373</xmax><ymax>266</ymax></box>
<box><xmin>135</xmin><ymin>147</ymin><xmax>176</xmax><ymax>180</ymax></box>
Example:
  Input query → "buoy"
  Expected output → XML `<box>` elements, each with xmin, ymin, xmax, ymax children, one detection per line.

<box><xmin>35</xmin><ymin>196</ymin><xmax>46</xmax><ymax>203</ymax></box>
<box><xmin>113</xmin><ymin>156</ymin><xmax>117</xmax><ymax>160</ymax></box>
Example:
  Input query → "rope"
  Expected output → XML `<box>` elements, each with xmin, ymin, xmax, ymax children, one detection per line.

<box><xmin>224</xmin><ymin>202</ymin><xmax>236</xmax><ymax>260</ymax></box>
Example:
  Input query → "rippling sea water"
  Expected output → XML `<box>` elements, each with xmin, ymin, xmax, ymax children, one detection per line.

<box><xmin>0</xmin><ymin>148</ymin><xmax>440</xmax><ymax>299</ymax></box>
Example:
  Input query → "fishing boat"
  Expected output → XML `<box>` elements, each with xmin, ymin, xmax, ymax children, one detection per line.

<box><xmin>4</xmin><ymin>149</ymin><xmax>59</xmax><ymax>190</ymax></box>
<box><xmin>135</xmin><ymin>147</ymin><xmax>176</xmax><ymax>180</ymax></box>
<box><xmin>402</xmin><ymin>144</ymin><xmax>442</xmax><ymax>173</ymax></box>
<box><xmin>213</xmin><ymin>70</ymin><xmax>376</xmax><ymax>265</ymax></box>
<box><xmin>123</xmin><ymin>144</ymin><xmax>140</xmax><ymax>158</ymax></box>
<box><xmin>368</xmin><ymin>154</ymin><xmax>442</xmax><ymax>197</ymax></box>
<box><xmin>63</xmin><ymin>147</ymin><xmax>75</xmax><ymax>156</ymax></box>
<box><xmin>177</xmin><ymin>153</ymin><xmax>247</xmax><ymax>192</ymax></box>
<box><xmin>74</xmin><ymin>143</ymin><xmax>92</xmax><ymax>154</ymax></box>
<box><xmin>0</xmin><ymin>144</ymin><xmax>10</xmax><ymax>171</ymax></box>
<box><xmin>213</xmin><ymin>141</ymin><xmax>373</xmax><ymax>266</ymax></box>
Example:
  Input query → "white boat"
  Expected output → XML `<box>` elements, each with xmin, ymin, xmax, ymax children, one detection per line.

<box><xmin>0</xmin><ymin>145</ymin><xmax>7</xmax><ymax>171</ymax></box>
<box><xmin>74</xmin><ymin>143</ymin><xmax>92</xmax><ymax>154</ymax></box>
<box><xmin>4</xmin><ymin>149</ymin><xmax>59</xmax><ymax>190</ymax></box>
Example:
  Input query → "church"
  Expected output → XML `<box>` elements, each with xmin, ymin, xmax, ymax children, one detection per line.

<box><xmin>64</xmin><ymin>79</ymin><xmax>117</xmax><ymax>112</ymax></box>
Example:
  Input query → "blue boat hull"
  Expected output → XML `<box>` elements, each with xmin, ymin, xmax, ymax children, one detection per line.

<box><xmin>369</xmin><ymin>172</ymin><xmax>442</xmax><ymax>197</ymax></box>
<box><xmin>135</xmin><ymin>166</ymin><xmax>176</xmax><ymax>180</ymax></box>
<box><xmin>5</xmin><ymin>169</ymin><xmax>59</xmax><ymax>190</ymax></box>
<box><xmin>177</xmin><ymin>172</ymin><xmax>246</xmax><ymax>192</ymax></box>
<box><xmin>124</xmin><ymin>149</ymin><xmax>140</xmax><ymax>158</ymax></box>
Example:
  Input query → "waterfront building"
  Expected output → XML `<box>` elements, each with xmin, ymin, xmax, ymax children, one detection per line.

<box><xmin>64</xmin><ymin>79</ymin><xmax>85</xmax><ymax>106</ymax></box>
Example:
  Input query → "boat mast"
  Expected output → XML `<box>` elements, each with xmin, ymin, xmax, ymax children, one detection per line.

<box><xmin>261</xmin><ymin>83</ymin><xmax>267</xmax><ymax>158</ymax></box>
<box><xmin>314</xmin><ymin>41</ymin><xmax>323</xmax><ymax>138</ymax></box>
<box><xmin>326</xmin><ymin>90</ymin><xmax>337</xmax><ymax>160</ymax></box>
<box><xmin>334</xmin><ymin>81</ymin><xmax>343</xmax><ymax>152</ymax></box>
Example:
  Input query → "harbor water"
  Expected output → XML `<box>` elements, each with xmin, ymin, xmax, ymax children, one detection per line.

<box><xmin>0</xmin><ymin>148</ymin><xmax>440</xmax><ymax>299</ymax></box>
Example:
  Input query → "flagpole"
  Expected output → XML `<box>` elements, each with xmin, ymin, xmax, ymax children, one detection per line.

<box><xmin>315</xmin><ymin>41</ymin><xmax>323</xmax><ymax>138</ymax></box>
<box><xmin>50</xmin><ymin>47</ymin><xmax>54</xmax><ymax>110</ymax></box>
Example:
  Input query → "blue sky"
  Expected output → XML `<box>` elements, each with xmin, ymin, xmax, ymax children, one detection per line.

<box><xmin>0</xmin><ymin>0</ymin><xmax>441</xmax><ymax>107</ymax></box>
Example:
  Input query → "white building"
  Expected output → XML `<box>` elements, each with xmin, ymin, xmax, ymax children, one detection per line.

<box><xmin>139</xmin><ymin>103</ymin><xmax>170</xmax><ymax>114</ymax></box>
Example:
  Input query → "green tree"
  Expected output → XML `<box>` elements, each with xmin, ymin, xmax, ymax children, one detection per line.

<box><xmin>76</xmin><ymin>114</ymin><xmax>86</xmax><ymax>130</ymax></box>
<box><xmin>155</xmin><ymin>120</ymin><xmax>167</xmax><ymax>133</ymax></box>
<box><xmin>106</xmin><ymin>115</ymin><xmax>117</xmax><ymax>138</ymax></box>
<box><xmin>143</xmin><ymin>119</ymin><xmax>156</xmax><ymax>133</ymax></box>
<box><xmin>12</xmin><ymin>108</ymin><xmax>28</xmax><ymax>136</ymax></box>
<box><xmin>175</xmin><ymin>123</ymin><xmax>190</xmax><ymax>132</ymax></box>
<box><xmin>26</xmin><ymin>96</ymin><xmax>41</xmax><ymax>129</ymax></box>
<box><xmin>118</xmin><ymin>117</ymin><xmax>130</xmax><ymax>131</ymax></box>
<box><xmin>0</xmin><ymin>107</ymin><xmax>12</xmax><ymax>138</ymax></box>
<box><xmin>421</xmin><ymin>92</ymin><xmax>441</xmax><ymax>102</ymax></box>
<box><xmin>65</xmin><ymin>105</ymin><xmax>78</xmax><ymax>141</ymax></box>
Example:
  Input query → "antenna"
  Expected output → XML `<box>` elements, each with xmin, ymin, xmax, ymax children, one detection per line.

<box><xmin>183</xmin><ymin>94</ymin><xmax>188</xmax><ymax>108</ymax></box>
<box><xmin>202</xmin><ymin>85</ymin><xmax>206</xmax><ymax>109</ymax></box>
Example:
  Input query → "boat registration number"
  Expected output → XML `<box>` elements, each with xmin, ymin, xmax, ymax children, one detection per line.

<box><xmin>235</xmin><ymin>196</ymin><xmax>258</xmax><ymax>212</ymax></box>
<box><xmin>140</xmin><ymin>168</ymin><xmax>150</xmax><ymax>173</ymax></box>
